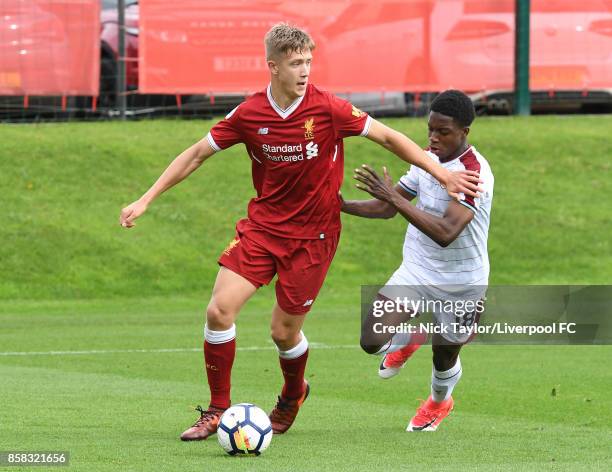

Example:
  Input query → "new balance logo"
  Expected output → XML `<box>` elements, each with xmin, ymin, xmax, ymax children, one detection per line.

<box><xmin>306</xmin><ymin>141</ymin><xmax>318</xmax><ymax>160</ymax></box>
<box><xmin>303</xmin><ymin>299</ymin><xmax>313</xmax><ymax>307</ymax></box>
<box><xmin>258</xmin><ymin>128</ymin><xmax>269</xmax><ymax>135</ymax></box>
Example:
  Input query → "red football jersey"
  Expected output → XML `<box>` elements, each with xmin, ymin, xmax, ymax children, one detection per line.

<box><xmin>207</xmin><ymin>84</ymin><xmax>371</xmax><ymax>239</ymax></box>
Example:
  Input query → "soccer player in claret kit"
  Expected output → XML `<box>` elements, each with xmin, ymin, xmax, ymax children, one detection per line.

<box><xmin>343</xmin><ymin>90</ymin><xmax>494</xmax><ymax>431</ymax></box>
<box><xmin>119</xmin><ymin>25</ymin><xmax>482</xmax><ymax>440</ymax></box>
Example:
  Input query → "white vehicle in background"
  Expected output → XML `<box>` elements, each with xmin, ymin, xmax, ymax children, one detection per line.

<box><xmin>430</xmin><ymin>0</ymin><xmax>612</xmax><ymax>113</ymax></box>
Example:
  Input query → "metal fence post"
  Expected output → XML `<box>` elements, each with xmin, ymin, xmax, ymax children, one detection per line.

<box><xmin>117</xmin><ymin>0</ymin><xmax>127</xmax><ymax>120</ymax></box>
<box><xmin>515</xmin><ymin>0</ymin><xmax>531</xmax><ymax>115</ymax></box>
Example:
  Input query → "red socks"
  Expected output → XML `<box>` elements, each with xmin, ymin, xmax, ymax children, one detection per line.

<box><xmin>204</xmin><ymin>324</ymin><xmax>236</xmax><ymax>410</ymax></box>
<box><xmin>278</xmin><ymin>332</ymin><xmax>309</xmax><ymax>400</ymax></box>
<box><xmin>279</xmin><ymin>350</ymin><xmax>309</xmax><ymax>399</ymax></box>
<box><xmin>204</xmin><ymin>325</ymin><xmax>310</xmax><ymax>406</ymax></box>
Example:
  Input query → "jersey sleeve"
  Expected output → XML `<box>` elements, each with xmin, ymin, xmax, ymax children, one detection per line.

<box><xmin>458</xmin><ymin>194</ymin><xmax>478</xmax><ymax>213</ymax></box>
<box><xmin>328</xmin><ymin>93</ymin><xmax>372</xmax><ymax>139</ymax></box>
<box><xmin>459</xmin><ymin>173</ymin><xmax>493</xmax><ymax>213</ymax></box>
<box><xmin>458</xmin><ymin>152</ymin><xmax>486</xmax><ymax>213</ymax></box>
<box><xmin>398</xmin><ymin>165</ymin><xmax>419</xmax><ymax>197</ymax></box>
<box><xmin>206</xmin><ymin>104</ymin><xmax>243</xmax><ymax>152</ymax></box>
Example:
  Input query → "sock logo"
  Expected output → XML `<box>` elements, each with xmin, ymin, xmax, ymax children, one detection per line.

<box><xmin>206</xmin><ymin>363</ymin><xmax>219</xmax><ymax>371</ymax></box>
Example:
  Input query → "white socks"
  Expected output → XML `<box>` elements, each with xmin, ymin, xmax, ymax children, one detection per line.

<box><xmin>277</xmin><ymin>331</ymin><xmax>309</xmax><ymax>359</ymax></box>
<box><xmin>431</xmin><ymin>357</ymin><xmax>462</xmax><ymax>402</ymax></box>
<box><xmin>204</xmin><ymin>324</ymin><xmax>236</xmax><ymax>344</ymax></box>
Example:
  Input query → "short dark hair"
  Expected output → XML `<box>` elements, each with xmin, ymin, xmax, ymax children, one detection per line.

<box><xmin>430</xmin><ymin>90</ymin><xmax>475</xmax><ymax>128</ymax></box>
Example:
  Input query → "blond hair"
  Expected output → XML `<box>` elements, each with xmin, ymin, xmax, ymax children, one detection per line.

<box><xmin>264</xmin><ymin>23</ymin><xmax>315</xmax><ymax>60</ymax></box>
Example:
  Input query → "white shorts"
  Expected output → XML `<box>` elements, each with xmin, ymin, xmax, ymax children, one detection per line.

<box><xmin>379</xmin><ymin>265</ymin><xmax>487</xmax><ymax>344</ymax></box>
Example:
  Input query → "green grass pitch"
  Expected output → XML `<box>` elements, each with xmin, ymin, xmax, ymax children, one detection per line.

<box><xmin>1</xmin><ymin>115</ymin><xmax>611</xmax><ymax>471</ymax></box>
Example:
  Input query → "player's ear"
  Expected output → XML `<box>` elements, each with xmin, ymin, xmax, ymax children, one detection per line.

<box><xmin>268</xmin><ymin>59</ymin><xmax>279</xmax><ymax>76</ymax></box>
<box><xmin>463</xmin><ymin>127</ymin><xmax>470</xmax><ymax>137</ymax></box>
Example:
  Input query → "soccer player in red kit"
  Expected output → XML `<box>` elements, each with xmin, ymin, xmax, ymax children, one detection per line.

<box><xmin>119</xmin><ymin>23</ymin><xmax>482</xmax><ymax>441</ymax></box>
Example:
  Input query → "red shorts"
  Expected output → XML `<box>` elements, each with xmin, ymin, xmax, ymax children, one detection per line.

<box><xmin>218</xmin><ymin>219</ymin><xmax>340</xmax><ymax>314</ymax></box>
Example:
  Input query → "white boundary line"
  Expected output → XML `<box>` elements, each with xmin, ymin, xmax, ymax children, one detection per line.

<box><xmin>0</xmin><ymin>343</ymin><xmax>358</xmax><ymax>357</ymax></box>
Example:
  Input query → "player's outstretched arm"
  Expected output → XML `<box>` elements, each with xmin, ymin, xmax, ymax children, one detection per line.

<box><xmin>340</xmin><ymin>178</ymin><xmax>415</xmax><ymax>219</ymax></box>
<box><xmin>119</xmin><ymin>137</ymin><xmax>215</xmax><ymax>228</ymax></box>
<box><xmin>365</xmin><ymin>119</ymin><xmax>482</xmax><ymax>200</ymax></box>
<box><xmin>339</xmin><ymin>190</ymin><xmax>397</xmax><ymax>219</ymax></box>
<box><xmin>354</xmin><ymin>165</ymin><xmax>474</xmax><ymax>247</ymax></box>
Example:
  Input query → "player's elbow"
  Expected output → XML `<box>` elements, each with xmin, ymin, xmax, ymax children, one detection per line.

<box><xmin>436</xmin><ymin>237</ymin><xmax>452</xmax><ymax>248</ymax></box>
<box><xmin>435</xmin><ymin>226</ymin><xmax>461</xmax><ymax>247</ymax></box>
<box><xmin>431</xmin><ymin>225</ymin><xmax>451</xmax><ymax>247</ymax></box>
<box><xmin>373</xmin><ymin>201</ymin><xmax>397</xmax><ymax>219</ymax></box>
<box><xmin>381</xmin><ymin>206</ymin><xmax>398</xmax><ymax>219</ymax></box>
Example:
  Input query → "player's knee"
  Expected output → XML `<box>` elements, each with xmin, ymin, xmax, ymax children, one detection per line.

<box><xmin>206</xmin><ymin>300</ymin><xmax>235</xmax><ymax>329</ymax></box>
<box><xmin>360</xmin><ymin>319</ymin><xmax>388</xmax><ymax>355</ymax></box>
<box><xmin>432</xmin><ymin>343</ymin><xmax>460</xmax><ymax>371</ymax></box>
<box><xmin>360</xmin><ymin>335</ymin><xmax>384</xmax><ymax>355</ymax></box>
<box><xmin>270</xmin><ymin>318</ymin><xmax>304</xmax><ymax>350</ymax></box>
<box><xmin>270</xmin><ymin>326</ymin><xmax>296</xmax><ymax>348</ymax></box>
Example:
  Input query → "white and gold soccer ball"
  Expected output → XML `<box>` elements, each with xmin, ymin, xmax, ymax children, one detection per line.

<box><xmin>217</xmin><ymin>403</ymin><xmax>273</xmax><ymax>456</ymax></box>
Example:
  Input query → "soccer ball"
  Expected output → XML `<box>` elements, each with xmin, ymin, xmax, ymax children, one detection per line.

<box><xmin>217</xmin><ymin>403</ymin><xmax>273</xmax><ymax>456</ymax></box>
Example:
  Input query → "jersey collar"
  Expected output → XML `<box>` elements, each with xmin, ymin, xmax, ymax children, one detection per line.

<box><xmin>267</xmin><ymin>84</ymin><xmax>306</xmax><ymax>120</ymax></box>
<box><xmin>438</xmin><ymin>145</ymin><xmax>474</xmax><ymax>165</ymax></box>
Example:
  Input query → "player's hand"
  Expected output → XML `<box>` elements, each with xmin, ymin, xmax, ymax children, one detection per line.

<box><xmin>354</xmin><ymin>165</ymin><xmax>396</xmax><ymax>202</ymax></box>
<box><xmin>119</xmin><ymin>199</ymin><xmax>148</xmax><ymax>228</ymax></box>
<box><xmin>445</xmin><ymin>170</ymin><xmax>483</xmax><ymax>201</ymax></box>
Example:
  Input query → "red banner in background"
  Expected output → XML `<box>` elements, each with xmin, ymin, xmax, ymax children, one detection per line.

<box><xmin>139</xmin><ymin>0</ymin><xmax>436</xmax><ymax>93</ymax></box>
<box><xmin>139</xmin><ymin>0</ymin><xmax>612</xmax><ymax>94</ymax></box>
<box><xmin>0</xmin><ymin>0</ymin><xmax>100</xmax><ymax>96</ymax></box>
